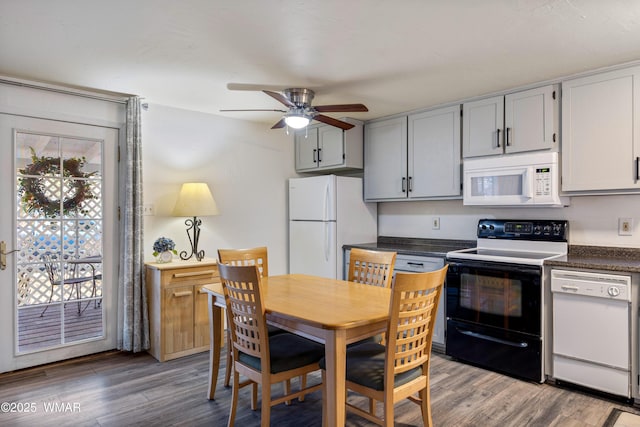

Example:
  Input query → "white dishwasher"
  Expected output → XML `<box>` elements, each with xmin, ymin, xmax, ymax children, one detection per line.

<box><xmin>552</xmin><ymin>269</ymin><xmax>632</xmax><ymax>398</ymax></box>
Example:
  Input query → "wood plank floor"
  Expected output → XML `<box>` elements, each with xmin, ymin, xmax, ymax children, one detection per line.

<box><xmin>18</xmin><ymin>301</ymin><xmax>103</xmax><ymax>352</ymax></box>
<box><xmin>0</xmin><ymin>348</ymin><xmax>638</xmax><ymax>427</ymax></box>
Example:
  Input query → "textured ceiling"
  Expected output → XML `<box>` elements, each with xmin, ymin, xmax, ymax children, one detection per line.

<box><xmin>2</xmin><ymin>0</ymin><xmax>640</xmax><ymax>127</ymax></box>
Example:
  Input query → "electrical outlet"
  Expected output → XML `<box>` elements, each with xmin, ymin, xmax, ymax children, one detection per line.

<box><xmin>143</xmin><ymin>204</ymin><xmax>155</xmax><ymax>216</ymax></box>
<box><xmin>618</xmin><ymin>218</ymin><xmax>633</xmax><ymax>236</ymax></box>
<box><xmin>432</xmin><ymin>217</ymin><xmax>440</xmax><ymax>230</ymax></box>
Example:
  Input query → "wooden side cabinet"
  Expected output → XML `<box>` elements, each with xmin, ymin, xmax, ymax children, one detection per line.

<box><xmin>146</xmin><ymin>258</ymin><xmax>220</xmax><ymax>362</ymax></box>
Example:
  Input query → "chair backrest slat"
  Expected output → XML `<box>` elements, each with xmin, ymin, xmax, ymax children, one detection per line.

<box><xmin>218</xmin><ymin>264</ymin><xmax>268</xmax><ymax>360</ymax></box>
<box><xmin>218</xmin><ymin>246</ymin><xmax>269</xmax><ymax>277</ymax></box>
<box><xmin>347</xmin><ymin>248</ymin><xmax>396</xmax><ymax>288</ymax></box>
<box><xmin>385</xmin><ymin>265</ymin><xmax>448</xmax><ymax>378</ymax></box>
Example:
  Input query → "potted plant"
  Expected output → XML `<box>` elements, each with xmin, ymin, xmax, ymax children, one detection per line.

<box><xmin>152</xmin><ymin>237</ymin><xmax>177</xmax><ymax>263</ymax></box>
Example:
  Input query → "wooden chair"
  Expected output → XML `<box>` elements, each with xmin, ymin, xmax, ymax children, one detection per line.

<box><xmin>218</xmin><ymin>246</ymin><xmax>269</xmax><ymax>276</ymax></box>
<box><xmin>218</xmin><ymin>247</ymin><xmax>285</xmax><ymax>388</ymax></box>
<box><xmin>219</xmin><ymin>264</ymin><xmax>324</xmax><ymax>427</ymax></box>
<box><xmin>347</xmin><ymin>248</ymin><xmax>397</xmax><ymax>288</ymax></box>
<box><xmin>321</xmin><ymin>265</ymin><xmax>448</xmax><ymax>427</ymax></box>
<box><xmin>347</xmin><ymin>248</ymin><xmax>397</xmax><ymax>347</ymax></box>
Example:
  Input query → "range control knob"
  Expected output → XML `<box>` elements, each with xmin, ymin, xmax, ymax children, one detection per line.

<box><xmin>608</xmin><ymin>286</ymin><xmax>621</xmax><ymax>297</ymax></box>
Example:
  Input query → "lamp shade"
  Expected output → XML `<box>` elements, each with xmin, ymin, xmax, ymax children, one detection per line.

<box><xmin>172</xmin><ymin>183</ymin><xmax>219</xmax><ymax>217</ymax></box>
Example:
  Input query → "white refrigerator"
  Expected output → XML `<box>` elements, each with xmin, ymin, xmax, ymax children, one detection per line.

<box><xmin>289</xmin><ymin>175</ymin><xmax>377</xmax><ymax>279</ymax></box>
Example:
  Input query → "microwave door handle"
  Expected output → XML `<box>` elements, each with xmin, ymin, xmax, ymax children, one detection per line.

<box><xmin>523</xmin><ymin>169</ymin><xmax>533</xmax><ymax>199</ymax></box>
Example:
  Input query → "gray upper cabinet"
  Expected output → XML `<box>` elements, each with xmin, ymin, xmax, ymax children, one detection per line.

<box><xmin>294</xmin><ymin>118</ymin><xmax>363</xmax><ymax>173</ymax></box>
<box><xmin>408</xmin><ymin>105</ymin><xmax>461</xmax><ymax>198</ymax></box>
<box><xmin>364</xmin><ymin>105</ymin><xmax>461</xmax><ymax>201</ymax></box>
<box><xmin>561</xmin><ymin>66</ymin><xmax>640</xmax><ymax>192</ymax></box>
<box><xmin>463</xmin><ymin>85</ymin><xmax>558</xmax><ymax>158</ymax></box>
<box><xmin>364</xmin><ymin>116</ymin><xmax>408</xmax><ymax>200</ymax></box>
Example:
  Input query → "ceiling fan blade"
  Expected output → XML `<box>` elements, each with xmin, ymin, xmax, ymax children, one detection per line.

<box><xmin>263</xmin><ymin>90</ymin><xmax>296</xmax><ymax>108</ymax></box>
<box><xmin>271</xmin><ymin>118</ymin><xmax>287</xmax><ymax>129</ymax></box>
<box><xmin>220</xmin><ymin>109</ymin><xmax>287</xmax><ymax>112</ymax></box>
<box><xmin>313</xmin><ymin>115</ymin><xmax>355</xmax><ymax>130</ymax></box>
<box><xmin>313</xmin><ymin>103</ymin><xmax>368</xmax><ymax>113</ymax></box>
<box><xmin>226</xmin><ymin>83</ymin><xmax>288</xmax><ymax>92</ymax></box>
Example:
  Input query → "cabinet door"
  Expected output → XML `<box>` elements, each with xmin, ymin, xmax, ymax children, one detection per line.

<box><xmin>295</xmin><ymin>127</ymin><xmax>319</xmax><ymax>171</ymax></box>
<box><xmin>317</xmin><ymin>125</ymin><xmax>345</xmax><ymax>169</ymax></box>
<box><xmin>562</xmin><ymin>67</ymin><xmax>640</xmax><ymax>191</ymax></box>
<box><xmin>364</xmin><ymin>117</ymin><xmax>408</xmax><ymax>200</ymax></box>
<box><xmin>408</xmin><ymin>105</ymin><xmax>461</xmax><ymax>198</ymax></box>
<box><xmin>462</xmin><ymin>95</ymin><xmax>504</xmax><ymax>158</ymax></box>
<box><xmin>504</xmin><ymin>85</ymin><xmax>556</xmax><ymax>154</ymax></box>
<box><xmin>163</xmin><ymin>285</ymin><xmax>195</xmax><ymax>355</ymax></box>
<box><xmin>194</xmin><ymin>284</ymin><xmax>210</xmax><ymax>349</ymax></box>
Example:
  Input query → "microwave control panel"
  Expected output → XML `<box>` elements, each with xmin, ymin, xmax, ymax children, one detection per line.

<box><xmin>534</xmin><ymin>167</ymin><xmax>552</xmax><ymax>196</ymax></box>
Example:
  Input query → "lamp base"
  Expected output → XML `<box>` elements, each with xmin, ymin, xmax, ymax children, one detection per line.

<box><xmin>179</xmin><ymin>216</ymin><xmax>205</xmax><ymax>261</ymax></box>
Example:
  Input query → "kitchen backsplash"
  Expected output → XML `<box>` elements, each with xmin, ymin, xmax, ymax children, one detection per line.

<box><xmin>378</xmin><ymin>194</ymin><xmax>640</xmax><ymax>248</ymax></box>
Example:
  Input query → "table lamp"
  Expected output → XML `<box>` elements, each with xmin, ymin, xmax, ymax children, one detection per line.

<box><xmin>172</xmin><ymin>182</ymin><xmax>219</xmax><ymax>261</ymax></box>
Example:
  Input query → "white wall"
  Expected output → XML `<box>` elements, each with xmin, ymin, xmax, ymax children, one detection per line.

<box><xmin>141</xmin><ymin>104</ymin><xmax>297</xmax><ymax>274</ymax></box>
<box><xmin>379</xmin><ymin>195</ymin><xmax>640</xmax><ymax>247</ymax></box>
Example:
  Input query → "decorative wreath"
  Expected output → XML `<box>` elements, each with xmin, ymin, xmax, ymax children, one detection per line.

<box><xmin>18</xmin><ymin>147</ymin><xmax>96</xmax><ymax>218</ymax></box>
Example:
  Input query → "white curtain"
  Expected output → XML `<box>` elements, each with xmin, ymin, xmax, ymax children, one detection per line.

<box><xmin>117</xmin><ymin>96</ymin><xmax>149</xmax><ymax>352</ymax></box>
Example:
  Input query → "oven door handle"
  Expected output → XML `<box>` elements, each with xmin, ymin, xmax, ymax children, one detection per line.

<box><xmin>458</xmin><ymin>328</ymin><xmax>529</xmax><ymax>348</ymax></box>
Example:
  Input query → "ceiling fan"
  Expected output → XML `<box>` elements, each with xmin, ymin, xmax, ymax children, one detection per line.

<box><xmin>221</xmin><ymin>88</ymin><xmax>368</xmax><ymax>130</ymax></box>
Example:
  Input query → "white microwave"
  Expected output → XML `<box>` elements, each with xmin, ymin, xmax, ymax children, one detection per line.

<box><xmin>463</xmin><ymin>152</ymin><xmax>569</xmax><ymax>207</ymax></box>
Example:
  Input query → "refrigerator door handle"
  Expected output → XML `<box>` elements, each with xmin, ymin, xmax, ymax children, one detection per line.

<box><xmin>323</xmin><ymin>182</ymin><xmax>330</xmax><ymax>221</ymax></box>
<box><xmin>324</xmin><ymin>222</ymin><xmax>331</xmax><ymax>262</ymax></box>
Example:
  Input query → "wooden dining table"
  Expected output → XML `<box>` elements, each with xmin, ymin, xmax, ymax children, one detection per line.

<box><xmin>202</xmin><ymin>273</ymin><xmax>391</xmax><ymax>427</ymax></box>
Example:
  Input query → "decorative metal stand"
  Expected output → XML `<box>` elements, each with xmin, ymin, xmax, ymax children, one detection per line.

<box><xmin>179</xmin><ymin>216</ymin><xmax>205</xmax><ymax>261</ymax></box>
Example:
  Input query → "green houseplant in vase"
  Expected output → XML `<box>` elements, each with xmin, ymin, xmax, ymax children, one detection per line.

<box><xmin>153</xmin><ymin>237</ymin><xmax>177</xmax><ymax>263</ymax></box>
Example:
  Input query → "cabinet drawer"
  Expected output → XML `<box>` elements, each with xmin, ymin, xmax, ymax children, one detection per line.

<box><xmin>162</xmin><ymin>266</ymin><xmax>219</xmax><ymax>286</ymax></box>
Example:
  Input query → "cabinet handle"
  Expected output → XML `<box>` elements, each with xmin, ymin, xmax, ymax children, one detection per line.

<box><xmin>408</xmin><ymin>176</ymin><xmax>413</xmax><ymax>192</ymax></box>
<box><xmin>173</xmin><ymin>270</ymin><xmax>216</xmax><ymax>279</ymax></box>
<box><xmin>401</xmin><ymin>177</ymin><xmax>406</xmax><ymax>193</ymax></box>
<box><xmin>496</xmin><ymin>128</ymin><xmax>501</xmax><ymax>148</ymax></box>
<box><xmin>317</xmin><ymin>148</ymin><xmax>322</xmax><ymax>163</ymax></box>
<box><xmin>505</xmin><ymin>127</ymin><xmax>511</xmax><ymax>146</ymax></box>
<box><xmin>172</xmin><ymin>291</ymin><xmax>192</xmax><ymax>297</ymax></box>
<box><xmin>636</xmin><ymin>157</ymin><xmax>639</xmax><ymax>182</ymax></box>
<box><xmin>313</xmin><ymin>149</ymin><xmax>317</xmax><ymax>163</ymax></box>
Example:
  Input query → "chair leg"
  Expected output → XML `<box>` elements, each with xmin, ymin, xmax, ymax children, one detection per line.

<box><xmin>75</xmin><ymin>282</ymin><xmax>81</xmax><ymax>315</ymax></box>
<box><xmin>383</xmin><ymin>398</ymin><xmax>394</xmax><ymax>427</ymax></box>
<box><xmin>298</xmin><ymin>374</ymin><xmax>307</xmax><ymax>402</ymax></box>
<box><xmin>284</xmin><ymin>379</ymin><xmax>292</xmax><ymax>405</ymax></box>
<box><xmin>224</xmin><ymin>333</ymin><xmax>232</xmax><ymax>387</ymax></box>
<box><xmin>420</xmin><ymin>386</ymin><xmax>433</xmax><ymax>427</ymax></box>
<box><xmin>251</xmin><ymin>382</ymin><xmax>258</xmax><ymax>410</ymax></box>
<box><xmin>321</xmin><ymin>370</ymin><xmax>327</xmax><ymax>427</ymax></box>
<box><xmin>261</xmin><ymin>382</ymin><xmax>271</xmax><ymax>427</ymax></box>
<box><xmin>40</xmin><ymin>284</ymin><xmax>56</xmax><ymax>317</ymax></box>
<box><xmin>227</xmin><ymin>370</ymin><xmax>239</xmax><ymax>427</ymax></box>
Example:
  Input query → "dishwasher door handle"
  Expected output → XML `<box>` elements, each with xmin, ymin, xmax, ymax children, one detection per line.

<box><xmin>458</xmin><ymin>328</ymin><xmax>529</xmax><ymax>348</ymax></box>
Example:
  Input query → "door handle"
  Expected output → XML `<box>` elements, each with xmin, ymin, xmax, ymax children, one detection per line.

<box><xmin>1</xmin><ymin>241</ymin><xmax>19</xmax><ymax>271</ymax></box>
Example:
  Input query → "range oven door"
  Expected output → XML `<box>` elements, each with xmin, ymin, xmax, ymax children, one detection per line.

<box><xmin>445</xmin><ymin>259</ymin><xmax>544</xmax><ymax>382</ymax></box>
<box><xmin>446</xmin><ymin>259</ymin><xmax>542</xmax><ymax>335</ymax></box>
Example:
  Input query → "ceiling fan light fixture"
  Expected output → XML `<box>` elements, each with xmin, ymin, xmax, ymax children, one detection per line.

<box><xmin>284</xmin><ymin>114</ymin><xmax>311</xmax><ymax>129</ymax></box>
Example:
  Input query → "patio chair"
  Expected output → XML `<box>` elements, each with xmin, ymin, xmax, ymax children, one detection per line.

<box><xmin>40</xmin><ymin>254</ymin><xmax>97</xmax><ymax>317</ymax></box>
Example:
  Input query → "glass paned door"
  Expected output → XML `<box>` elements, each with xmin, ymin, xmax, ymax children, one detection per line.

<box><xmin>1</xmin><ymin>113</ymin><xmax>118</xmax><ymax>373</ymax></box>
<box><xmin>15</xmin><ymin>132</ymin><xmax>104</xmax><ymax>352</ymax></box>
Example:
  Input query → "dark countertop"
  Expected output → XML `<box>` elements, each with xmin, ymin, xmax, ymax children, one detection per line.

<box><xmin>545</xmin><ymin>245</ymin><xmax>640</xmax><ymax>273</ymax></box>
<box><xmin>343</xmin><ymin>236</ymin><xmax>476</xmax><ymax>258</ymax></box>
